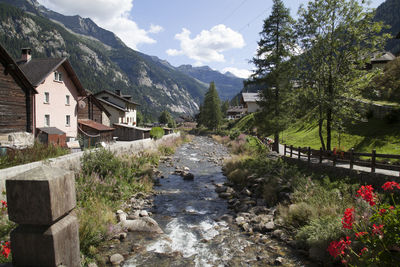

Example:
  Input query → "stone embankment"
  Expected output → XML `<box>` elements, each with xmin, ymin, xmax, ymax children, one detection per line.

<box><xmin>0</xmin><ymin>133</ymin><xmax>180</xmax><ymax>200</ymax></box>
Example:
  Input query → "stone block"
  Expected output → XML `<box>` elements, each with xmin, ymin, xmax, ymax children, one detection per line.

<box><xmin>6</xmin><ymin>166</ymin><xmax>76</xmax><ymax>225</ymax></box>
<box><xmin>11</xmin><ymin>214</ymin><xmax>80</xmax><ymax>266</ymax></box>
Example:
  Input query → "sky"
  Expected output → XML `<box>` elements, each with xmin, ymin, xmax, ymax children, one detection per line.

<box><xmin>37</xmin><ymin>0</ymin><xmax>386</xmax><ymax>78</ymax></box>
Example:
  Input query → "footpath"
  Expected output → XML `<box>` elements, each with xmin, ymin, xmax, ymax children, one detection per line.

<box><xmin>271</xmin><ymin>141</ymin><xmax>400</xmax><ymax>178</ymax></box>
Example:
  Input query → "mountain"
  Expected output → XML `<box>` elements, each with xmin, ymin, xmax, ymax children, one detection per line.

<box><xmin>0</xmin><ymin>0</ymin><xmax>208</xmax><ymax>118</ymax></box>
<box><xmin>176</xmin><ymin>65</ymin><xmax>244</xmax><ymax>100</ymax></box>
<box><xmin>374</xmin><ymin>0</ymin><xmax>400</xmax><ymax>55</ymax></box>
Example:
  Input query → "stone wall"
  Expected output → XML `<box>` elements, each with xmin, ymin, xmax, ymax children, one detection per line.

<box><xmin>0</xmin><ymin>132</ymin><xmax>180</xmax><ymax>200</ymax></box>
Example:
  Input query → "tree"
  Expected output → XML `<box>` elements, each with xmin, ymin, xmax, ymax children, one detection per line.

<box><xmin>159</xmin><ymin>110</ymin><xmax>176</xmax><ymax>128</ymax></box>
<box><xmin>199</xmin><ymin>82</ymin><xmax>222</xmax><ymax>130</ymax></box>
<box><xmin>296</xmin><ymin>0</ymin><xmax>389</xmax><ymax>151</ymax></box>
<box><xmin>221</xmin><ymin>100</ymin><xmax>229</xmax><ymax>117</ymax></box>
<box><xmin>249</xmin><ymin>0</ymin><xmax>296</xmax><ymax>152</ymax></box>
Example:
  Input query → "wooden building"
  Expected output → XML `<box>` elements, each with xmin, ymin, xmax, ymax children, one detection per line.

<box><xmin>0</xmin><ymin>45</ymin><xmax>37</xmax><ymax>136</ymax></box>
<box><xmin>113</xmin><ymin>124</ymin><xmax>150</xmax><ymax>141</ymax></box>
<box><xmin>78</xmin><ymin>92</ymin><xmax>111</xmax><ymax>126</ymax></box>
<box><xmin>37</xmin><ymin>127</ymin><xmax>66</xmax><ymax>147</ymax></box>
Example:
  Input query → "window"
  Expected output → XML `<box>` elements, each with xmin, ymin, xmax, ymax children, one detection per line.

<box><xmin>54</xmin><ymin>71</ymin><xmax>63</xmax><ymax>82</ymax></box>
<box><xmin>44</xmin><ymin>92</ymin><xmax>49</xmax><ymax>103</ymax></box>
<box><xmin>66</xmin><ymin>95</ymin><xmax>70</xmax><ymax>105</ymax></box>
<box><xmin>45</xmin><ymin>115</ymin><xmax>50</xmax><ymax>127</ymax></box>
<box><xmin>66</xmin><ymin>115</ymin><xmax>70</xmax><ymax>127</ymax></box>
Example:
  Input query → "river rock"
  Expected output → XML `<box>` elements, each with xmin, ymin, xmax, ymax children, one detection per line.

<box><xmin>88</xmin><ymin>263</ymin><xmax>98</xmax><ymax>267</ymax></box>
<box><xmin>110</xmin><ymin>253</ymin><xmax>124</xmax><ymax>265</ymax></box>
<box><xmin>235</xmin><ymin>216</ymin><xmax>246</xmax><ymax>225</ymax></box>
<box><xmin>139</xmin><ymin>210</ymin><xmax>149</xmax><ymax>217</ymax></box>
<box><xmin>215</xmin><ymin>185</ymin><xmax>227</xmax><ymax>193</ymax></box>
<box><xmin>219</xmin><ymin>192</ymin><xmax>232</xmax><ymax>199</ymax></box>
<box><xmin>118</xmin><ymin>211</ymin><xmax>163</xmax><ymax>234</ymax></box>
<box><xmin>272</xmin><ymin>229</ymin><xmax>284</xmax><ymax>238</ymax></box>
<box><xmin>241</xmin><ymin>188</ymin><xmax>252</xmax><ymax>197</ymax></box>
<box><xmin>274</xmin><ymin>256</ymin><xmax>284</xmax><ymax>265</ymax></box>
<box><xmin>264</xmin><ymin>221</ymin><xmax>275</xmax><ymax>231</ymax></box>
<box><xmin>183</xmin><ymin>172</ymin><xmax>194</xmax><ymax>180</ymax></box>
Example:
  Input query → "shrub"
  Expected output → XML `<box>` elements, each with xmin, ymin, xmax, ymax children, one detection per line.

<box><xmin>81</xmin><ymin>148</ymin><xmax>121</xmax><ymax>180</ymax></box>
<box><xmin>150</xmin><ymin>127</ymin><xmax>164</xmax><ymax>140</ymax></box>
<box><xmin>0</xmin><ymin>142</ymin><xmax>68</xmax><ymax>169</ymax></box>
<box><xmin>229</xmin><ymin>129</ymin><xmax>240</xmax><ymax>140</ymax></box>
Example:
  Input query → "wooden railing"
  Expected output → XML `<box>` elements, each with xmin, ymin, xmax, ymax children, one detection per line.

<box><xmin>283</xmin><ymin>144</ymin><xmax>400</xmax><ymax>175</ymax></box>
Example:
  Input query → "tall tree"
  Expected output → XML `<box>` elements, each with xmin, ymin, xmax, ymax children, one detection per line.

<box><xmin>159</xmin><ymin>110</ymin><xmax>176</xmax><ymax>128</ymax></box>
<box><xmin>249</xmin><ymin>0</ymin><xmax>296</xmax><ymax>153</ymax></box>
<box><xmin>200</xmin><ymin>82</ymin><xmax>223</xmax><ymax>130</ymax></box>
<box><xmin>297</xmin><ymin>0</ymin><xmax>389</xmax><ymax>151</ymax></box>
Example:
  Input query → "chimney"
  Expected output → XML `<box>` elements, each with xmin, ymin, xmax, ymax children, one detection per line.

<box><xmin>21</xmin><ymin>48</ymin><xmax>32</xmax><ymax>62</ymax></box>
<box><xmin>115</xmin><ymin>89</ymin><xmax>121</xmax><ymax>96</ymax></box>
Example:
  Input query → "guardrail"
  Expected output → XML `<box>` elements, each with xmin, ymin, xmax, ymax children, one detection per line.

<box><xmin>283</xmin><ymin>144</ymin><xmax>400</xmax><ymax>175</ymax></box>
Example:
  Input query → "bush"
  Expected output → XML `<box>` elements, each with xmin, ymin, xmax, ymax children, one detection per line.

<box><xmin>150</xmin><ymin>127</ymin><xmax>164</xmax><ymax>140</ymax></box>
<box><xmin>0</xmin><ymin>142</ymin><xmax>68</xmax><ymax>169</ymax></box>
<box><xmin>229</xmin><ymin>129</ymin><xmax>240</xmax><ymax>140</ymax></box>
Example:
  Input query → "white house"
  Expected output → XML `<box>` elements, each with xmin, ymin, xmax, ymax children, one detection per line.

<box><xmin>241</xmin><ymin>92</ymin><xmax>261</xmax><ymax>113</ymax></box>
<box><xmin>94</xmin><ymin>90</ymin><xmax>139</xmax><ymax>126</ymax></box>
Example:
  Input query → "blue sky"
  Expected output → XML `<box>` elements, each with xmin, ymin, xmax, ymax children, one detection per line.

<box><xmin>38</xmin><ymin>0</ymin><xmax>386</xmax><ymax>78</ymax></box>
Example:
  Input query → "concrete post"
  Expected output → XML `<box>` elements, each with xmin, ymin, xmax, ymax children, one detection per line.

<box><xmin>6</xmin><ymin>166</ymin><xmax>80</xmax><ymax>266</ymax></box>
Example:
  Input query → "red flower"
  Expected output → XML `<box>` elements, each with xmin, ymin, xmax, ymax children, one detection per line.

<box><xmin>359</xmin><ymin>247</ymin><xmax>368</xmax><ymax>256</ymax></box>
<box><xmin>372</xmin><ymin>224</ymin><xmax>384</xmax><ymax>236</ymax></box>
<box><xmin>355</xmin><ymin>232</ymin><xmax>368</xmax><ymax>239</ymax></box>
<box><xmin>379</xmin><ymin>208</ymin><xmax>387</xmax><ymax>215</ymax></box>
<box><xmin>382</xmin><ymin>181</ymin><xmax>400</xmax><ymax>191</ymax></box>
<box><xmin>341</xmin><ymin>208</ymin><xmax>355</xmax><ymax>229</ymax></box>
<box><xmin>0</xmin><ymin>200</ymin><xmax>6</xmax><ymax>208</ymax></box>
<box><xmin>327</xmin><ymin>236</ymin><xmax>351</xmax><ymax>258</ymax></box>
<box><xmin>356</xmin><ymin>185</ymin><xmax>376</xmax><ymax>206</ymax></box>
<box><xmin>389</xmin><ymin>206</ymin><xmax>395</xmax><ymax>210</ymax></box>
<box><xmin>1</xmin><ymin>241</ymin><xmax>10</xmax><ymax>259</ymax></box>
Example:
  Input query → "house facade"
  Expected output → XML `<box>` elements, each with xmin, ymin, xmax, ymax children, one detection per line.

<box><xmin>0</xmin><ymin>45</ymin><xmax>37</xmax><ymax>138</ymax></box>
<box><xmin>241</xmin><ymin>92</ymin><xmax>261</xmax><ymax>113</ymax></box>
<box><xmin>17</xmin><ymin>49</ymin><xmax>87</xmax><ymax>140</ymax></box>
<box><xmin>94</xmin><ymin>90</ymin><xmax>139</xmax><ymax>126</ymax></box>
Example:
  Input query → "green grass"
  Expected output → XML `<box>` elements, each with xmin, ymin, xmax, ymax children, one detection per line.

<box><xmin>280</xmin><ymin>118</ymin><xmax>400</xmax><ymax>155</ymax></box>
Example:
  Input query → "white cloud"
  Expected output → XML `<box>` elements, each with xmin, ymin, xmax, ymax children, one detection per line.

<box><xmin>222</xmin><ymin>67</ymin><xmax>252</xmax><ymax>79</ymax></box>
<box><xmin>149</xmin><ymin>24</ymin><xmax>163</xmax><ymax>34</ymax></box>
<box><xmin>166</xmin><ymin>24</ymin><xmax>245</xmax><ymax>64</ymax></box>
<box><xmin>37</xmin><ymin>0</ymin><xmax>162</xmax><ymax>50</ymax></box>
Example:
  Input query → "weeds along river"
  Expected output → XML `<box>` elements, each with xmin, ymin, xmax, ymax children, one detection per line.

<box><xmin>123</xmin><ymin>136</ymin><xmax>304</xmax><ymax>266</ymax></box>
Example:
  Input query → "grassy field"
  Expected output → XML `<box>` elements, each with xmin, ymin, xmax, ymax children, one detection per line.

<box><xmin>280</xmin><ymin>118</ymin><xmax>400</xmax><ymax>155</ymax></box>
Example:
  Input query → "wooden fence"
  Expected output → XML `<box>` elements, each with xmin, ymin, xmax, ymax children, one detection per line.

<box><xmin>283</xmin><ymin>144</ymin><xmax>400</xmax><ymax>175</ymax></box>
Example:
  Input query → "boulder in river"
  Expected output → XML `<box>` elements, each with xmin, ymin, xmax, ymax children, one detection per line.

<box><xmin>182</xmin><ymin>172</ymin><xmax>194</xmax><ymax>180</ymax></box>
<box><xmin>117</xmin><ymin>211</ymin><xmax>163</xmax><ymax>234</ymax></box>
<box><xmin>110</xmin><ymin>253</ymin><xmax>124</xmax><ymax>266</ymax></box>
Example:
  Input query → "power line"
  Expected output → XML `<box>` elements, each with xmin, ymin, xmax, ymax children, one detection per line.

<box><xmin>219</xmin><ymin>0</ymin><xmax>250</xmax><ymax>24</ymax></box>
<box><xmin>239</xmin><ymin>6</ymin><xmax>272</xmax><ymax>33</ymax></box>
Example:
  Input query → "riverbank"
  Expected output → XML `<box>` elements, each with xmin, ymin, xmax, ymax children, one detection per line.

<box><xmin>217</xmin><ymin>132</ymin><xmax>400</xmax><ymax>266</ymax></box>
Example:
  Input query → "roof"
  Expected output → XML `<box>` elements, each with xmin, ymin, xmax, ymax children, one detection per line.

<box><xmin>78</xmin><ymin>119</ymin><xmax>114</xmax><ymax>131</ymax></box>
<box><xmin>0</xmin><ymin>44</ymin><xmax>37</xmax><ymax>94</ymax></box>
<box><xmin>94</xmin><ymin>90</ymin><xmax>140</xmax><ymax>106</ymax></box>
<box><xmin>97</xmin><ymin>98</ymin><xmax>126</xmax><ymax>112</ymax></box>
<box><xmin>371</xmin><ymin>52</ymin><xmax>396</xmax><ymax>63</ymax></box>
<box><xmin>37</xmin><ymin>127</ymin><xmax>65</xmax><ymax>135</ymax></box>
<box><xmin>82</xmin><ymin>92</ymin><xmax>111</xmax><ymax>117</ymax></box>
<box><xmin>227</xmin><ymin>106</ymin><xmax>247</xmax><ymax>114</ymax></box>
<box><xmin>17</xmin><ymin>57</ymin><xmax>86</xmax><ymax>96</ymax></box>
<box><xmin>242</xmin><ymin>93</ymin><xmax>261</xmax><ymax>103</ymax></box>
<box><xmin>113</xmin><ymin>123</ymin><xmax>151</xmax><ymax>131</ymax></box>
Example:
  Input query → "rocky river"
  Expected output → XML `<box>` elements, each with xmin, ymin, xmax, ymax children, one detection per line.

<box><xmin>106</xmin><ymin>136</ymin><xmax>308</xmax><ymax>266</ymax></box>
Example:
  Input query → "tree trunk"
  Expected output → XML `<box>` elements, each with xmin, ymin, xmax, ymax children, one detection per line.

<box><xmin>274</xmin><ymin>132</ymin><xmax>279</xmax><ymax>153</ymax></box>
<box><xmin>326</xmin><ymin>107</ymin><xmax>332</xmax><ymax>151</ymax></box>
<box><xmin>318</xmin><ymin>104</ymin><xmax>326</xmax><ymax>151</ymax></box>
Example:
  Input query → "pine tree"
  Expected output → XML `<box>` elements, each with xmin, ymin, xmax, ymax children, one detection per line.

<box><xmin>249</xmin><ymin>0</ymin><xmax>296</xmax><ymax>152</ymax></box>
<box><xmin>201</xmin><ymin>82</ymin><xmax>222</xmax><ymax>130</ymax></box>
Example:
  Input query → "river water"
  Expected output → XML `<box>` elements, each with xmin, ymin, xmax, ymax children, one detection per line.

<box><xmin>123</xmin><ymin>136</ymin><xmax>304</xmax><ymax>266</ymax></box>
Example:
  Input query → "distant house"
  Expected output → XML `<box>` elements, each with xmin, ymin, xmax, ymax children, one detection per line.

<box><xmin>241</xmin><ymin>92</ymin><xmax>261</xmax><ymax>113</ymax></box>
<box><xmin>94</xmin><ymin>89</ymin><xmax>139</xmax><ymax>126</ymax></box>
<box><xmin>0</xmin><ymin>44</ymin><xmax>37</xmax><ymax>147</ymax></box>
<box><xmin>369</xmin><ymin>51</ymin><xmax>396</xmax><ymax>69</ymax></box>
<box><xmin>226</xmin><ymin>106</ymin><xmax>247</xmax><ymax>120</ymax></box>
<box><xmin>17</xmin><ymin>48</ymin><xmax>87</xmax><ymax>141</ymax></box>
